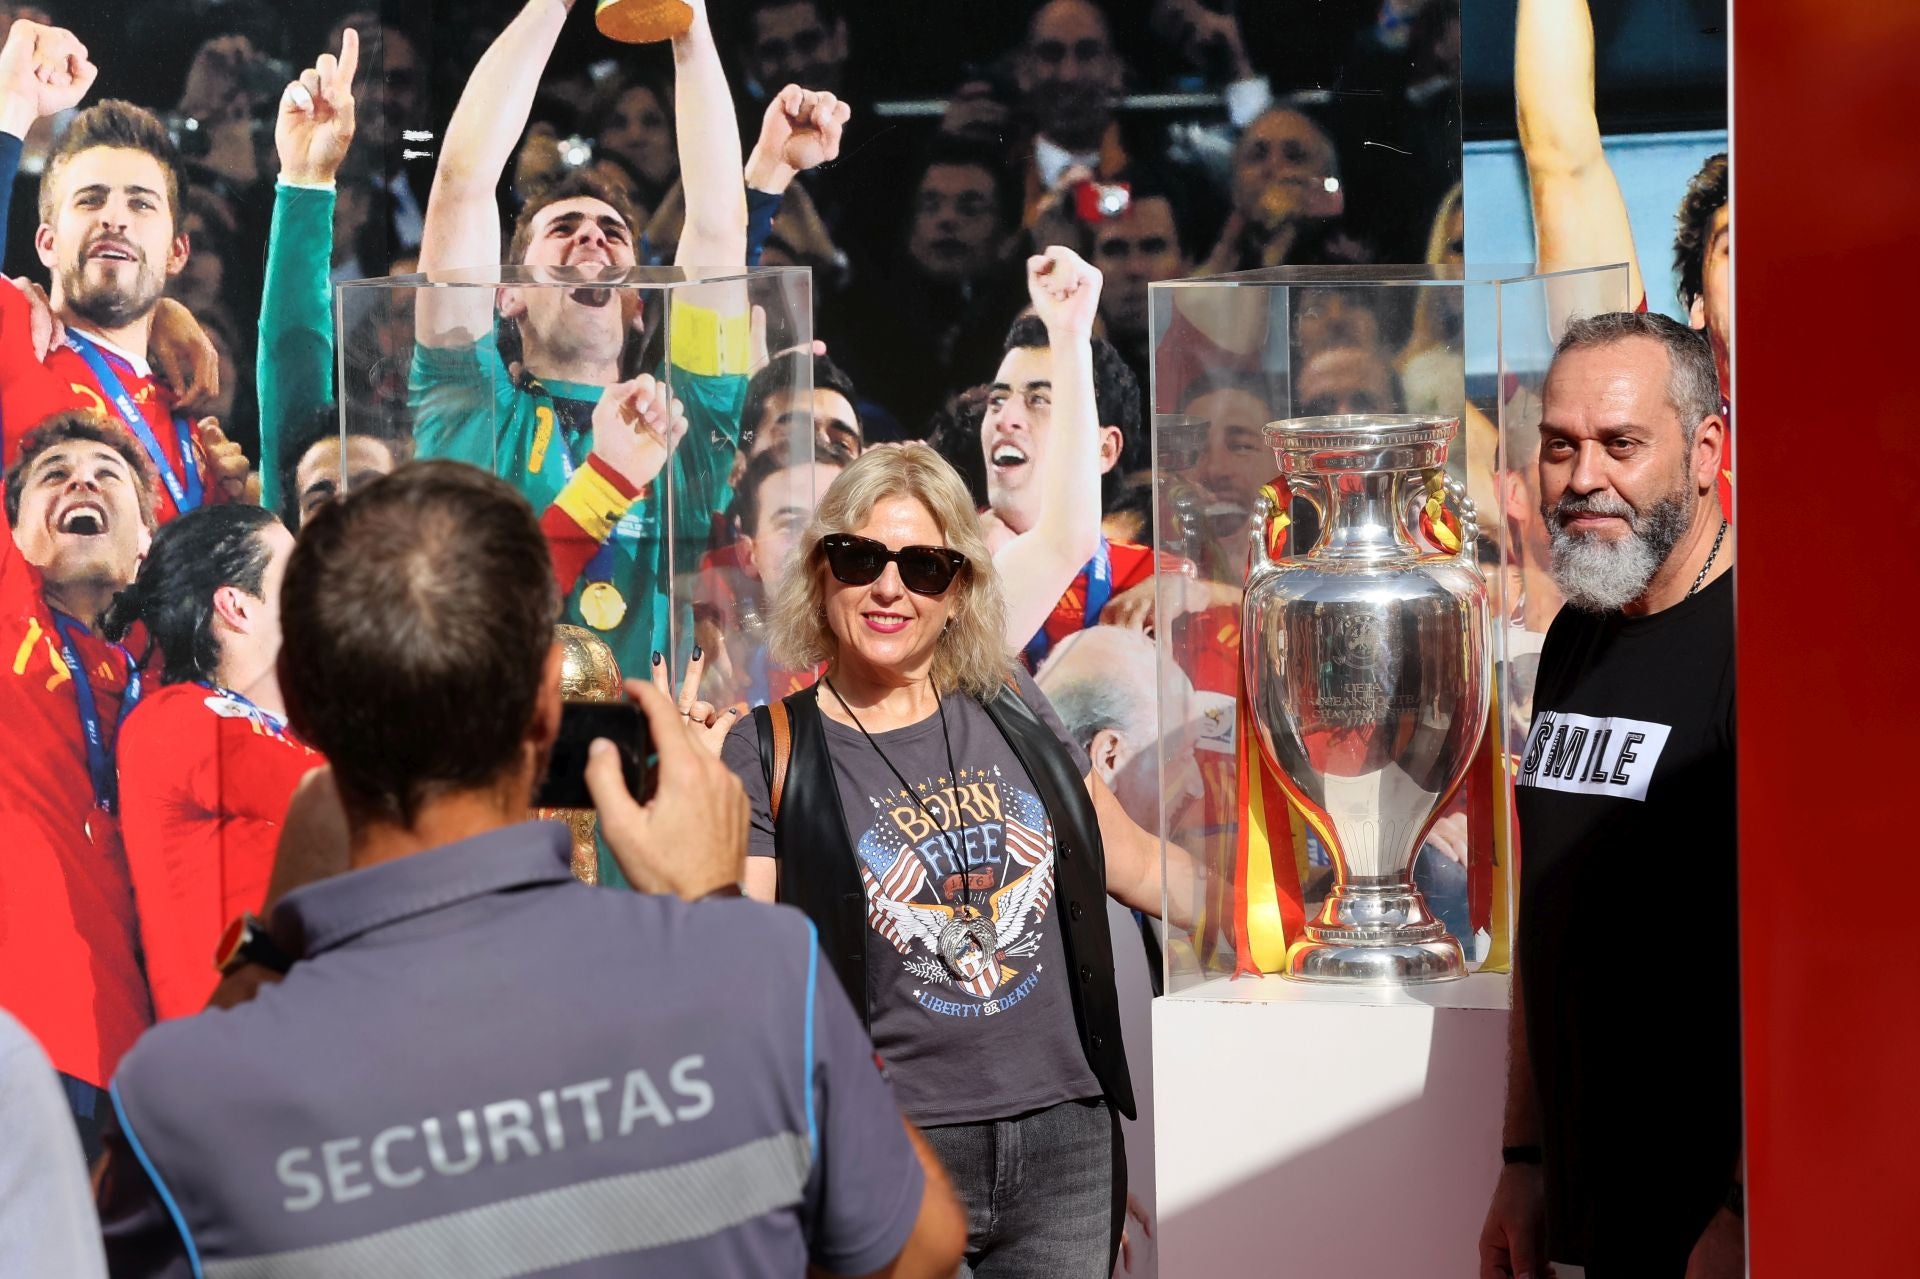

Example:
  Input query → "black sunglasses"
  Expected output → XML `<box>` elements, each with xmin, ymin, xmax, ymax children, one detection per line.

<box><xmin>821</xmin><ymin>533</ymin><xmax>969</xmax><ymax>596</ymax></box>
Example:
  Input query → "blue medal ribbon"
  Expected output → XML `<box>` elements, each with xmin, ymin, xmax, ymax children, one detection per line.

<box><xmin>50</xmin><ymin>611</ymin><xmax>141</xmax><ymax>814</ymax></box>
<box><xmin>193</xmin><ymin>681</ymin><xmax>290</xmax><ymax>737</ymax></box>
<box><xmin>1023</xmin><ymin>537</ymin><xmax>1112</xmax><ymax>668</ymax></box>
<box><xmin>66</xmin><ymin>332</ymin><xmax>203</xmax><ymax>513</ymax></box>
<box><xmin>582</xmin><ymin>540</ymin><xmax>618</xmax><ymax>587</ymax></box>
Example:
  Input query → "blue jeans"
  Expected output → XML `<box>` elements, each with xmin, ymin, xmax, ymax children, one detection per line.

<box><xmin>923</xmin><ymin>1098</ymin><xmax>1123</xmax><ymax>1278</ymax></box>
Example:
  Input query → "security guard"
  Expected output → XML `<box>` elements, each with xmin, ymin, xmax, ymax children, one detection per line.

<box><xmin>95</xmin><ymin>463</ymin><xmax>964</xmax><ymax>1278</ymax></box>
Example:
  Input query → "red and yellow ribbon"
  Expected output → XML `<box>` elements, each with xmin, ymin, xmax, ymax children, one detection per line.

<box><xmin>1229</xmin><ymin>482</ymin><xmax>1309</xmax><ymax>974</ymax></box>
<box><xmin>1419</xmin><ymin>469</ymin><xmax>1462</xmax><ymax>554</ymax></box>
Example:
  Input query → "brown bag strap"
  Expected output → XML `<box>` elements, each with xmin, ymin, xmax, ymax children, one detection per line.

<box><xmin>767</xmin><ymin>698</ymin><xmax>792</xmax><ymax>822</ymax></box>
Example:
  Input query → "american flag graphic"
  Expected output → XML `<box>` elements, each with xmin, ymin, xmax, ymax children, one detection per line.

<box><xmin>860</xmin><ymin>856</ymin><xmax>932</xmax><ymax>954</ymax></box>
<box><xmin>854</xmin><ymin>789</ymin><xmax>918</xmax><ymax>879</ymax></box>
<box><xmin>1001</xmin><ymin>785</ymin><xmax>1054</xmax><ymax>871</ymax></box>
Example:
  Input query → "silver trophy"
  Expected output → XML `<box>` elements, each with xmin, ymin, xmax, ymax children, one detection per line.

<box><xmin>1243</xmin><ymin>415</ymin><xmax>1490</xmax><ymax>984</ymax></box>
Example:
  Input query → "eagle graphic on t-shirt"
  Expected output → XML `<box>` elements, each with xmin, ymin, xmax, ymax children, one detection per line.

<box><xmin>855</xmin><ymin>776</ymin><xmax>1056</xmax><ymax>1001</ymax></box>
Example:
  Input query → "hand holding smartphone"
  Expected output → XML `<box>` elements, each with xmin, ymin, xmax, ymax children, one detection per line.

<box><xmin>535</xmin><ymin>702</ymin><xmax>657</xmax><ymax>809</ymax></box>
<box><xmin>572</xmin><ymin>678</ymin><xmax>749</xmax><ymax>902</ymax></box>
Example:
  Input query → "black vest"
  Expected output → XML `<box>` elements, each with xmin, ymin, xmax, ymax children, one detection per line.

<box><xmin>754</xmin><ymin>683</ymin><xmax>1137</xmax><ymax>1121</ymax></box>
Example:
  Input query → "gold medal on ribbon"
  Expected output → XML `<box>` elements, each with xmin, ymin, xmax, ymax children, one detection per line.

<box><xmin>580</xmin><ymin>581</ymin><xmax>627</xmax><ymax>631</ymax></box>
<box><xmin>595</xmin><ymin>0</ymin><xmax>692</xmax><ymax>43</ymax></box>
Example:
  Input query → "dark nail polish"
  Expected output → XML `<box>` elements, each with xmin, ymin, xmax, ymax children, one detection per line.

<box><xmin>651</xmin><ymin>651</ymin><xmax>662</xmax><ymax>665</ymax></box>
<box><xmin>691</xmin><ymin>646</ymin><xmax>703</xmax><ymax>661</ymax></box>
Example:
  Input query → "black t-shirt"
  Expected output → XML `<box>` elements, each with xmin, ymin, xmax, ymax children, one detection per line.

<box><xmin>1514</xmin><ymin>572</ymin><xmax>1739</xmax><ymax>1273</ymax></box>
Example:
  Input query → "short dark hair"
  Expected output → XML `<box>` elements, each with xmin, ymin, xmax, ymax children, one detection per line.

<box><xmin>507</xmin><ymin>168</ymin><xmax>644</xmax><ymax>264</ymax></box>
<box><xmin>1100</xmin><ymin>479</ymin><xmax>1153</xmax><ymax>546</ymax></box>
<box><xmin>276</xmin><ymin>404</ymin><xmax>415</xmax><ymax>530</ymax></box>
<box><xmin>1552</xmin><ymin>310</ymin><xmax>1720</xmax><ymax>448</ymax></box>
<box><xmin>587</xmin><ymin>146</ymin><xmax>649</xmax><ymax>201</ymax></box>
<box><xmin>1673</xmin><ymin>152</ymin><xmax>1728</xmax><ymax>314</ymax></box>
<box><xmin>913</xmin><ymin>137</ymin><xmax>1020</xmax><ymax>235</ymax></box>
<box><xmin>1002</xmin><ymin>313</ymin><xmax>1140</xmax><ymax>509</ymax></box>
<box><xmin>1111</xmin><ymin>167</ymin><xmax>1205</xmax><ymax>263</ymax></box>
<box><xmin>740</xmin><ymin>350</ymin><xmax>861</xmax><ymax>454</ymax></box>
<box><xmin>41</xmin><ymin>100</ymin><xmax>182</xmax><ymax>228</ymax></box>
<box><xmin>99</xmin><ymin>504</ymin><xmax>279</xmax><ymax>683</ymax></box>
<box><xmin>925</xmin><ymin>383</ymin><xmax>993</xmax><ymax>510</ymax></box>
<box><xmin>733</xmin><ymin>447</ymin><xmax>843</xmax><ymax>539</ymax></box>
<box><xmin>278</xmin><ymin>461</ymin><xmax>561</xmax><ymax>827</ymax></box>
<box><xmin>4</xmin><ymin>410</ymin><xmax>157</xmax><ymax>530</ymax></box>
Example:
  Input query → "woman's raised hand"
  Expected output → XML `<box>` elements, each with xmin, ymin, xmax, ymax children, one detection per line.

<box><xmin>649</xmin><ymin>646</ymin><xmax>736</xmax><ymax>757</ymax></box>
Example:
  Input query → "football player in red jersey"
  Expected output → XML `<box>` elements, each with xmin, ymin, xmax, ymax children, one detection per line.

<box><xmin>0</xmin><ymin>409</ymin><xmax>157</xmax><ymax>1155</ymax></box>
<box><xmin>101</xmin><ymin>504</ymin><xmax>321</xmax><ymax>1021</ymax></box>
<box><xmin>0</xmin><ymin>45</ymin><xmax>249</xmax><ymax>515</ymax></box>
<box><xmin>977</xmin><ymin>249</ymin><xmax>1169</xmax><ymax>664</ymax></box>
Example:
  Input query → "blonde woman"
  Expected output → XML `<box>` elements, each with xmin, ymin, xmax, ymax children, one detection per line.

<box><xmin>720</xmin><ymin>442</ymin><xmax>1194</xmax><ymax>1277</ymax></box>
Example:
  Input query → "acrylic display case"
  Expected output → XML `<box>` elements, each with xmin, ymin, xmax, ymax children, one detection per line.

<box><xmin>1145</xmin><ymin>263</ymin><xmax>1632</xmax><ymax>997</ymax></box>
<box><xmin>311</xmin><ymin>264</ymin><xmax>820</xmax><ymax>882</ymax></box>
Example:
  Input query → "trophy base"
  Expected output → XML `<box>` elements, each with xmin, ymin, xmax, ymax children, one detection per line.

<box><xmin>596</xmin><ymin>0</ymin><xmax>693</xmax><ymax>43</ymax></box>
<box><xmin>1284</xmin><ymin>936</ymin><xmax>1466</xmax><ymax>985</ymax></box>
<box><xmin>1283</xmin><ymin>878</ymin><xmax>1466</xmax><ymax>985</ymax></box>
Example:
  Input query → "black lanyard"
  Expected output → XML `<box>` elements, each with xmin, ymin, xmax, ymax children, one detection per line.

<box><xmin>823</xmin><ymin>677</ymin><xmax>973</xmax><ymax>912</ymax></box>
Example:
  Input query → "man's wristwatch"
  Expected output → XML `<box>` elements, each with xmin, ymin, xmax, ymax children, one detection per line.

<box><xmin>214</xmin><ymin>913</ymin><xmax>294</xmax><ymax>977</ymax></box>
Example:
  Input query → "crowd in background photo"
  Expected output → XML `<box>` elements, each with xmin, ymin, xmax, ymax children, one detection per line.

<box><xmin>1</xmin><ymin>0</ymin><xmax>1466</xmax><ymax>460</ymax></box>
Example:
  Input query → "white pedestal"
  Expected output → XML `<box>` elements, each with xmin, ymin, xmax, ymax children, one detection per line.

<box><xmin>1153</xmin><ymin>972</ymin><xmax>1510</xmax><ymax>1278</ymax></box>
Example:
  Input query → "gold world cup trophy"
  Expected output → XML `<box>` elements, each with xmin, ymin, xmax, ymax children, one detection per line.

<box><xmin>594</xmin><ymin>0</ymin><xmax>692</xmax><ymax>43</ymax></box>
<box><xmin>538</xmin><ymin>625</ymin><xmax>624</xmax><ymax>883</ymax></box>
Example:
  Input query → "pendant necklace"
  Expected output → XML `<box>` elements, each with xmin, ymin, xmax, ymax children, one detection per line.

<box><xmin>824</xmin><ymin>676</ymin><xmax>997</xmax><ymax>979</ymax></box>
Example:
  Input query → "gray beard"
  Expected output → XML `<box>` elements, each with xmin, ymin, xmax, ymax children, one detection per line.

<box><xmin>62</xmin><ymin>260</ymin><xmax>164</xmax><ymax>331</ymax></box>
<box><xmin>1543</xmin><ymin>483</ymin><xmax>1693</xmax><ymax>613</ymax></box>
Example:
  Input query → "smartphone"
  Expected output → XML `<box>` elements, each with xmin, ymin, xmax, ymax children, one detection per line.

<box><xmin>535</xmin><ymin>701</ymin><xmax>656</xmax><ymax>810</ymax></box>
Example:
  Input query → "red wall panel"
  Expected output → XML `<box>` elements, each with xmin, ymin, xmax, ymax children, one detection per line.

<box><xmin>1735</xmin><ymin>5</ymin><xmax>1920</xmax><ymax>1273</ymax></box>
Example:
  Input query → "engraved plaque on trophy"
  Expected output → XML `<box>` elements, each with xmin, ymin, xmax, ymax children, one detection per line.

<box><xmin>1242</xmin><ymin>414</ymin><xmax>1491</xmax><ymax>984</ymax></box>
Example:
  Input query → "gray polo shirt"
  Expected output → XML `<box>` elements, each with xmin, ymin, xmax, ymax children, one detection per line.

<box><xmin>97</xmin><ymin>822</ymin><xmax>923</xmax><ymax>1278</ymax></box>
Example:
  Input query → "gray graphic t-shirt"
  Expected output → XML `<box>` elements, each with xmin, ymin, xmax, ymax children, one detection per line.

<box><xmin>726</xmin><ymin>669</ymin><xmax>1103</xmax><ymax>1127</ymax></box>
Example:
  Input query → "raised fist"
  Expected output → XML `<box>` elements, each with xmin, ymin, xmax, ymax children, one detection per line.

<box><xmin>748</xmin><ymin>84</ymin><xmax>850</xmax><ymax>187</ymax></box>
<box><xmin>591</xmin><ymin>373</ymin><xmax>689</xmax><ymax>491</ymax></box>
<box><xmin>0</xmin><ymin>19</ymin><xmax>95</xmax><ymax>133</ymax></box>
<box><xmin>1026</xmin><ymin>244</ymin><xmax>1103</xmax><ymax>340</ymax></box>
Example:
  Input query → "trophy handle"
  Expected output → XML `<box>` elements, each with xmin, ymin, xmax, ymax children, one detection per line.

<box><xmin>1249</xmin><ymin>492</ymin><xmax>1274</xmax><ymax>574</ymax></box>
<box><xmin>1251</xmin><ymin>476</ymin><xmax>1328</xmax><ymax>574</ymax></box>
<box><xmin>1249</xmin><ymin>488</ymin><xmax>1292</xmax><ymax>576</ymax></box>
<box><xmin>1406</xmin><ymin>469</ymin><xmax>1479</xmax><ymax>560</ymax></box>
